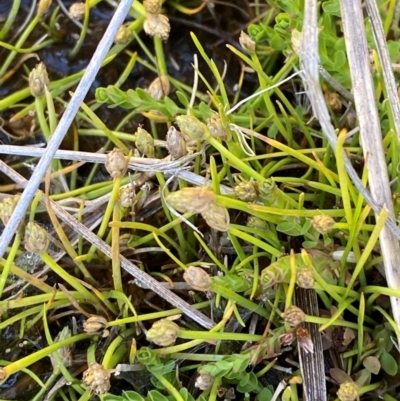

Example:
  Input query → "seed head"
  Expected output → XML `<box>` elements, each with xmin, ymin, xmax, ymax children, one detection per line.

<box><xmin>83</xmin><ymin>315</ymin><xmax>108</xmax><ymax>334</ymax></box>
<box><xmin>282</xmin><ymin>305</ymin><xmax>306</xmax><ymax>327</ymax></box>
<box><xmin>38</xmin><ymin>0</ymin><xmax>52</xmax><ymax>15</ymax></box>
<box><xmin>258</xmin><ymin>179</ymin><xmax>276</xmax><ymax>198</ymax></box>
<box><xmin>296</xmin><ymin>268</ymin><xmax>315</xmax><ymax>289</ymax></box>
<box><xmin>207</xmin><ymin>114</ymin><xmax>230</xmax><ymax>141</ymax></box>
<box><xmin>312</xmin><ymin>214</ymin><xmax>335</xmax><ymax>234</ymax></box>
<box><xmin>144</xmin><ymin>14</ymin><xmax>170</xmax><ymax>41</ymax></box>
<box><xmin>183</xmin><ymin>266</ymin><xmax>211</xmax><ymax>291</ymax></box>
<box><xmin>82</xmin><ymin>363</ymin><xmax>111</xmax><ymax>395</ymax></box>
<box><xmin>324</xmin><ymin>91</ymin><xmax>342</xmax><ymax>112</ymax></box>
<box><xmin>166</xmin><ymin>126</ymin><xmax>187</xmax><ymax>160</ymax></box>
<box><xmin>239</xmin><ymin>31</ymin><xmax>256</xmax><ymax>54</ymax></box>
<box><xmin>69</xmin><ymin>3</ymin><xmax>85</xmax><ymax>20</ymax></box>
<box><xmin>119</xmin><ymin>185</ymin><xmax>136</xmax><ymax>208</ymax></box>
<box><xmin>246</xmin><ymin>216</ymin><xmax>268</xmax><ymax>231</ymax></box>
<box><xmin>29</xmin><ymin>62</ymin><xmax>50</xmax><ymax>97</ymax></box>
<box><xmin>234</xmin><ymin>180</ymin><xmax>259</xmax><ymax>202</ymax></box>
<box><xmin>337</xmin><ymin>382</ymin><xmax>359</xmax><ymax>401</ymax></box>
<box><xmin>105</xmin><ymin>148</ymin><xmax>127</xmax><ymax>178</ymax></box>
<box><xmin>146</xmin><ymin>319</ymin><xmax>180</xmax><ymax>346</ymax></box>
<box><xmin>136</xmin><ymin>127</ymin><xmax>155</xmax><ymax>157</ymax></box>
<box><xmin>175</xmin><ymin>115</ymin><xmax>210</xmax><ymax>141</ymax></box>
<box><xmin>147</xmin><ymin>75</ymin><xmax>170</xmax><ymax>100</ymax></box>
<box><xmin>166</xmin><ymin>187</ymin><xmax>216</xmax><ymax>214</ymax></box>
<box><xmin>143</xmin><ymin>0</ymin><xmax>161</xmax><ymax>14</ymax></box>
<box><xmin>0</xmin><ymin>195</ymin><xmax>20</xmax><ymax>225</ymax></box>
<box><xmin>195</xmin><ymin>373</ymin><xmax>214</xmax><ymax>390</ymax></box>
<box><xmin>24</xmin><ymin>222</ymin><xmax>49</xmax><ymax>254</ymax></box>
<box><xmin>51</xmin><ymin>326</ymin><xmax>73</xmax><ymax>369</ymax></box>
<box><xmin>201</xmin><ymin>203</ymin><xmax>230</xmax><ymax>232</ymax></box>
<box><xmin>115</xmin><ymin>25</ymin><xmax>133</xmax><ymax>45</ymax></box>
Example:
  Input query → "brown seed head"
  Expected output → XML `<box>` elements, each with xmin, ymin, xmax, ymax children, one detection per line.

<box><xmin>143</xmin><ymin>0</ymin><xmax>161</xmax><ymax>14</ymax></box>
<box><xmin>201</xmin><ymin>203</ymin><xmax>230</xmax><ymax>232</ymax></box>
<box><xmin>82</xmin><ymin>363</ymin><xmax>111</xmax><ymax>395</ymax></box>
<box><xmin>83</xmin><ymin>315</ymin><xmax>108</xmax><ymax>334</ymax></box>
<box><xmin>166</xmin><ymin>126</ymin><xmax>187</xmax><ymax>160</ymax></box>
<box><xmin>29</xmin><ymin>62</ymin><xmax>50</xmax><ymax>97</ymax></box>
<box><xmin>105</xmin><ymin>148</ymin><xmax>127</xmax><ymax>178</ymax></box>
<box><xmin>183</xmin><ymin>266</ymin><xmax>211</xmax><ymax>291</ymax></box>
<box><xmin>207</xmin><ymin>114</ymin><xmax>230</xmax><ymax>141</ymax></box>
<box><xmin>312</xmin><ymin>214</ymin><xmax>335</xmax><ymax>234</ymax></box>
<box><xmin>68</xmin><ymin>2</ymin><xmax>85</xmax><ymax>20</ymax></box>
<box><xmin>324</xmin><ymin>91</ymin><xmax>342</xmax><ymax>112</ymax></box>
<box><xmin>296</xmin><ymin>268</ymin><xmax>315</xmax><ymax>289</ymax></box>
<box><xmin>337</xmin><ymin>382</ymin><xmax>359</xmax><ymax>401</ymax></box>
<box><xmin>144</xmin><ymin>14</ymin><xmax>170</xmax><ymax>41</ymax></box>
<box><xmin>282</xmin><ymin>305</ymin><xmax>306</xmax><ymax>327</ymax></box>
<box><xmin>239</xmin><ymin>31</ymin><xmax>256</xmax><ymax>53</ymax></box>
<box><xmin>24</xmin><ymin>222</ymin><xmax>49</xmax><ymax>254</ymax></box>
<box><xmin>146</xmin><ymin>319</ymin><xmax>180</xmax><ymax>346</ymax></box>
<box><xmin>119</xmin><ymin>185</ymin><xmax>136</xmax><ymax>208</ymax></box>
<box><xmin>0</xmin><ymin>195</ymin><xmax>20</xmax><ymax>225</ymax></box>
<box><xmin>147</xmin><ymin>75</ymin><xmax>170</xmax><ymax>100</ymax></box>
<box><xmin>195</xmin><ymin>373</ymin><xmax>214</xmax><ymax>390</ymax></box>
<box><xmin>234</xmin><ymin>180</ymin><xmax>259</xmax><ymax>202</ymax></box>
<box><xmin>135</xmin><ymin>127</ymin><xmax>155</xmax><ymax>157</ymax></box>
<box><xmin>114</xmin><ymin>25</ymin><xmax>133</xmax><ymax>45</ymax></box>
<box><xmin>175</xmin><ymin>115</ymin><xmax>210</xmax><ymax>141</ymax></box>
<box><xmin>166</xmin><ymin>187</ymin><xmax>216</xmax><ymax>214</ymax></box>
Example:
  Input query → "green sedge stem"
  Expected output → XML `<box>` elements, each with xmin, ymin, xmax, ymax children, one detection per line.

<box><xmin>79</xmin><ymin>101</ymin><xmax>130</xmax><ymax>152</ymax></box>
<box><xmin>154</xmin><ymin>36</ymin><xmax>167</xmax><ymax>76</ymax></box>
<box><xmin>155</xmin><ymin>314</ymin><xmax>235</xmax><ymax>355</ymax></box>
<box><xmin>103</xmin><ymin>329</ymin><xmax>135</xmax><ymax>369</ymax></box>
<box><xmin>343</xmin><ymin>207</ymin><xmax>388</xmax><ymax>299</ymax></box>
<box><xmin>40</xmin><ymin>253</ymin><xmax>97</xmax><ymax>304</ymax></box>
<box><xmin>0</xmin><ymin>13</ymin><xmax>40</xmax><ymax>79</ymax></box>
<box><xmin>0</xmin><ymin>334</ymin><xmax>91</xmax><ymax>381</ymax></box>
<box><xmin>0</xmin><ymin>226</ymin><xmax>22</xmax><ymax>297</ymax></box>
<box><xmin>87</xmin><ymin>177</ymin><xmax>122</xmax><ymax>258</ymax></box>
<box><xmin>0</xmin><ymin>0</ymin><xmax>21</xmax><ymax>40</ymax></box>
<box><xmin>110</xmin><ymin>177</ymin><xmax>123</xmax><ymax>295</ymax></box>
<box><xmin>69</xmin><ymin>0</ymin><xmax>90</xmax><ymax>59</ymax></box>
<box><xmin>211</xmin><ymin>283</ymin><xmax>269</xmax><ymax>319</ymax></box>
<box><xmin>318</xmin><ymin>298</ymin><xmax>354</xmax><ymax>331</ymax></box>
<box><xmin>357</xmin><ymin>293</ymin><xmax>365</xmax><ymax>365</ymax></box>
<box><xmin>35</xmin><ymin>96</ymin><xmax>51</xmax><ymax>140</ymax></box>
<box><xmin>149</xmin><ymin>369</ymin><xmax>185</xmax><ymax>401</ymax></box>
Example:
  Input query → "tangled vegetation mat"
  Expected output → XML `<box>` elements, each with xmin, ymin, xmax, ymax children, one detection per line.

<box><xmin>1</xmin><ymin>0</ymin><xmax>400</xmax><ymax>400</ymax></box>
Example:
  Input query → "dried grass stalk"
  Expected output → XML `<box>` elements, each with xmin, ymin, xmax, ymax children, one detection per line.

<box><xmin>339</xmin><ymin>0</ymin><xmax>400</xmax><ymax>343</ymax></box>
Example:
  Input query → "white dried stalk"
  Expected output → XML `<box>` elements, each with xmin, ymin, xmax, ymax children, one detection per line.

<box><xmin>301</xmin><ymin>0</ymin><xmax>400</xmax><ymax>241</ymax></box>
<box><xmin>365</xmin><ymin>0</ymin><xmax>400</xmax><ymax>142</ymax></box>
<box><xmin>339</xmin><ymin>0</ymin><xmax>400</xmax><ymax>342</ymax></box>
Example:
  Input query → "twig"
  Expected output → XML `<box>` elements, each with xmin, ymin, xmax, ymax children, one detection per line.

<box><xmin>339</xmin><ymin>0</ymin><xmax>400</xmax><ymax>344</ymax></box>
<box><xmin>0</xmin><ymin>145</ymin><xmax>199</xmax><ymax>171</ymax></box>
<box><xmin>0</xmin><ymin>160</ymin><xmax>215</xmax><ymax>330</ymax></box>
<box><xmin>365</xmin><ymin>0</ymin><xmax>400</xmax><ymax>142</ymax></box>
<box><xmin>0</xmin><ymin>0</ymin><xmax>135</xmax><ymax>260</ymax></box>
